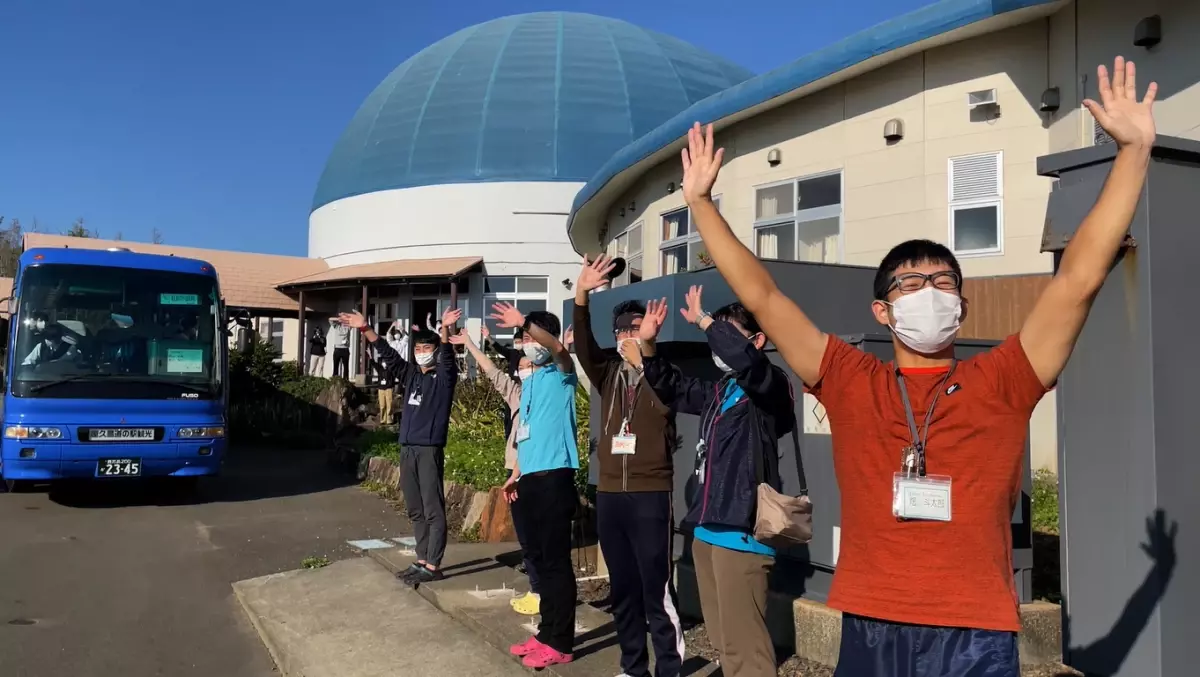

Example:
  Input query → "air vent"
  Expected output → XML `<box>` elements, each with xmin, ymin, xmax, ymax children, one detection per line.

<box><xmin>967</xmin><ymin>89</ymin><xmax>998</xmax><ymax>109</ymax></box>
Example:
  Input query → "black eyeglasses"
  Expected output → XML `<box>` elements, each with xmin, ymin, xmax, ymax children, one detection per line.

<box><xmin>887</xmin><ymin>271</ymin><xmax>962</xmax><ymax>294</ymax></box>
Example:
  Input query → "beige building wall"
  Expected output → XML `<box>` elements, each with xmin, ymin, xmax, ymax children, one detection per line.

<box><xmin>591</xmin><ymin>2</ymin><xmax>1200</xmax><ymax>474</ymax></box>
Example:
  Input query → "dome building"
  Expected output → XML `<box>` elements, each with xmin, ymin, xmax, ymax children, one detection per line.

<box><xmin>306</xmin><ymin>12</ymin><xmax>752</xmax><ymax>343</ymax></box>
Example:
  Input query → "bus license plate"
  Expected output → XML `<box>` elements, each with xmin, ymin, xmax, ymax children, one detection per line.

<box><xmin>97</xmin><ymin>458</ymin><xmax>142</xmax><ymax>477</ymax></box>
<box><xmin>89</xmin><ymin>428</ymin><xmax>155</xmax><ymax>442</ymax></box>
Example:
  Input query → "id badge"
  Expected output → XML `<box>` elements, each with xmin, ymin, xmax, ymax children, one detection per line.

<box><xmin>408</xmin><ymin>392</ymin><xmax>423</xmax><ymax>406</ymax></box>
<box><xmin>612</xmin><ymin>434</ymin><xmax>637</xmax><ymax>455</ymax></box>
<box><xmin>892</xmin><ymin>473</ymin><xmax>952</xmax><ymax>522</ymax></box>
<box><xmin>515</xmin><ymin>422</ymin><xmax>530</xmax><ymax>443</ymax></box>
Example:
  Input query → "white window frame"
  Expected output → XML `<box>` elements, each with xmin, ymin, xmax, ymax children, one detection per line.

<box><xmin>947</xmin><ymin>151</ymin><xmax>1004</xmax><ymax>257</ymax></box>
<box><xmin>483</xmin><ymin>276</ymin><xmax>549</xmax><ymax>341</ymax></box>
<box><xmin>658</xmin><ymin>196</ymin><xmax>721</xmax><ymax>276</ymax></box>
<box><xmin>752</xmin><ymin>171</ymin><xmax>844</xmax><ymax>263</ymax></box>
<box><xmin>612</xmin><ymin>222</ymin><xmax>644</xmax><ymax>287</ymax></box>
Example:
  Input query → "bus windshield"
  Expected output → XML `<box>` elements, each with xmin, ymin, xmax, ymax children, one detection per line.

<box><xmin>10</xmin><ymin>263</ymin><xmax>222</xmax><ymax>400</ymax></box>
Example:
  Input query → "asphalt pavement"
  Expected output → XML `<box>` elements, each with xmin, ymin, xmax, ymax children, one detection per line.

<box><xmin>0</xmin><ymin>448</ymin><xmax>410</xmax><ymax>677</ymax></box>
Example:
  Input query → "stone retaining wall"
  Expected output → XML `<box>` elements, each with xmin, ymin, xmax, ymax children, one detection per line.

<box><xmin>364</xmin><ymin>456</ymin><xmax>516</xmax><ymax>543</ymax></box>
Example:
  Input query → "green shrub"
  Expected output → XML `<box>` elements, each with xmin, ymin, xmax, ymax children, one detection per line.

<box><xmin>1031</xmin><ymin>469</ymin><xmax>1059</xmax><ymax>534</ymax></box>
<box><xmin>355</xmin><ymin>428</ymin><xmax>400</xmax><ymax>464</ymax></box>
<box><xmin>280</xmin><ymin>374</ymin><xmax>331</xmax><ymax>404</ymax></box>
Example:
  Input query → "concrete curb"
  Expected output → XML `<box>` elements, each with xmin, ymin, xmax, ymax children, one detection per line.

<box><xmin>232</xmin><ymin>577</ymin><xmax>297</xmax><ymax>677</ymax></box>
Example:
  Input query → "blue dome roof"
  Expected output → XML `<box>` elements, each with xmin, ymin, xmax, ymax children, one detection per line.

<box><xmin>312</xmin><ymin>12</ymin><xmax>753</xmax><ymax>211</ymax></box>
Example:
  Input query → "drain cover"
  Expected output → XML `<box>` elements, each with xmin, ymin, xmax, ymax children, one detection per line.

<box><xmin>8</xmin><ymin>618</ymin><xmax>36</xmax><ymax>626</ymax></box>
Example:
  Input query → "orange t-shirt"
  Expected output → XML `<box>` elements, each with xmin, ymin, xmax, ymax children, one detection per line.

<box><xmin>808</xmin><ymin>334</ymin><xmax>1048</xmax><ymax>632</ymax></box>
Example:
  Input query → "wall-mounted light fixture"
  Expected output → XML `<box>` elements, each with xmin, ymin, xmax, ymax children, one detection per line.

<box><xmin>883</xmin><ymin>118</ymin><xmax>904</xmax><ymax>142</ymax></box>
<box><xmin>767</xmin><ymin>148</ymin><xmax>782</xmax><ymax>166</ymax></box>
<box><xmin>619</xmin><ymin>208</ymin><xmax>626</xmax><ymax>217</ymax></box>
<box><xmin>629</xmin><ymin>201</ymin><xmax>636</xmax><ymax>211</ymax></box>
<box><xmin>1040</xmin><ymin>87</ymin><xmax>1061</xmax><ymax>113</ymax></box>
<box><xmin>1134</xmin><ymin>16</ymin><xmax>1162</xmax><ymax>48</ymax></box>
<box><xmin>667</xmin><ymin>182</ymin><xmax>675</xmax><ymax>194</ymax></box>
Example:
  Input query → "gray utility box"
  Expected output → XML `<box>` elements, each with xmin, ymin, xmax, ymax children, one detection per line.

<box><xmin>566</xmin><ymin>261</ymin><xmax>1035</xmax><ymax>645</ymax></box>
<box><xmin>1038</xmin><ymin>137</ymin><xmax>1199</xmax><ymax>677</ymax></box>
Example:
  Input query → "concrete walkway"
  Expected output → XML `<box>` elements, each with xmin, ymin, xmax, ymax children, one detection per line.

<box><xmin>233</xmin><ymin>557</ymin><xmax>529</xmax><ymax>677</ymax></box>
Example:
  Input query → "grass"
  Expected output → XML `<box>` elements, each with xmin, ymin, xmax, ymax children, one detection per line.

<box><xmin>1032</xmin><ymin>469</ymin><xmax>1060</xmax><ymax>535</ymax></box>
<box><xmin>301</xmin><ymin>555</ymin><xmax>330</xmax><ymax>570</ymax></box>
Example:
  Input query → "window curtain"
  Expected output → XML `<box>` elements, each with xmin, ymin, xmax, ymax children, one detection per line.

<box><xmin>662</xmin><ymin>248</ymin><xmax>681</xmax><ymax>275</ymax></box>
<box><xmin>664</xmin><ymin>215</ymin><xmax>683</xmax><ymax>240</ymax></box>
<box><xmin>758</xmin><ymin>193</ymin><xmax>779</xmax><ymax>220</ymax></box>
<box><xmin>756</xmin><ymin>228</ymin><xmax>779</xmax><ymax>259</ymax></box>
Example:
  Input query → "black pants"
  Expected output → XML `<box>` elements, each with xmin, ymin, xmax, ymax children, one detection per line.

<box><xmin>332</xmin><ymin>347</ymin><xmax>350</xmax><ymax>379</ymax></box>
<box><xmin>520</xmin><ymin>469</ymin><xmax>577</xmax><ymax>655</ymax></box>
<box><xmin>834</xmin><ymin>613</ymin><xmax>1018</xmax><ymax>677</ymax></box>
<box><xmin>507</xmin><ymin>469</ymin><xmax>539</xmax><ymax>593</ymax></box>
<box><xmin>597</xmin><ymin>491</ymin><xmax>683</xmax><ymax>677</ymax></box>
<box><xmin>399</xmin><ymin>445</ymin><xmax>447</xmax><ymax>566</ymax></box>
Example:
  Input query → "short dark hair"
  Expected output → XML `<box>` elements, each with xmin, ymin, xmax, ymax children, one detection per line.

<box><xmin>873</xmin><ymin>239</ymin><xmax>962</xmax><ymax>301</ymax></box>
<box><xmin>612</xmin><ymin>300</ymin><xmax>646</xmax><ymax>330</ymax></box>
<box><xmin>712</xmin><ymin>302</ymin><xmax>761</xmax><ymax>335</ymax></box>
<box><xmin>411</xmin><ymin>328</ymin><xmax>439</xmax><ymax>347</ymax></box>
<box><xmin>525</xmin><ymin>310</ymin><xmax>561</xmax><ymax>338</ymax></box>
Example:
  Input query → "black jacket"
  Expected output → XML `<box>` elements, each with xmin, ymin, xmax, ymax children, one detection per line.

<box><xmin>309</xmin><ymin>331</ymin><xmax>327</xmax><ymax>357</ymax></box>
<box><xmin>643</xmin><ymin>320</ymin><xmax>794</xmax><ymax>530</ymax></box>
<box><xmin>372</xmin><ymin>337</ymin><xmax>458</xmax><ymax>447</ymax></box>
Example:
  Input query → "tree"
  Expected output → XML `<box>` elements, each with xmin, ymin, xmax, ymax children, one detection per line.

<box><xmin>65</xmin><ymin>218</ymin><xmax>95</xmax><ymax>238</ymax></box>
<box><xmin>0</xmin><ymin>216</ymin><xmax>21</xmax><ymax>278</ymax></box>
<box><xmin>150</xmin><ymin>227</ymin><xmax>164</xmax><ymax>244</ymax></box>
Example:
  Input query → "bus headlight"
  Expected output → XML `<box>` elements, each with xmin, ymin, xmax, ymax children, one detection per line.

<box><xmin>177</xmin><ymin>426</ymin><xmax>225</xmax><ymax>439</ymax></box>
<box><xmin>5</xmin><ymin>426</ymin><xmax>64</xmax><ymax>440</ymax></box>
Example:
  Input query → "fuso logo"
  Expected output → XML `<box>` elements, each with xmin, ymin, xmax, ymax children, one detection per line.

<box><xmin>180</xmin><ymin>393</ymin><xmax>200</xmax><ymax>399</ymax></box>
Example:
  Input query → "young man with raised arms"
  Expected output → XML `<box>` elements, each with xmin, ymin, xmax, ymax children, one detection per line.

<box><xmin>677</xmin><ymin>57</ymin><xmax>1156</xmax><ymax>675</ymax></box>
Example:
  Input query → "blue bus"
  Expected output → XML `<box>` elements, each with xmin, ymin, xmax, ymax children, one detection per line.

<box><xmin>0</xmin><ymin>246</ymin><xmax>237</xmax><ymax>491</ymax></box>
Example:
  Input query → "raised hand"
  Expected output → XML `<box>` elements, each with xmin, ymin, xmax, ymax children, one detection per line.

<box><xmin>480</xmin><ymin>324</ymin><xmax>491</xmax><ymax>341</ymax></box>
<box><xmin>1140</xmin><ymin>508</ymin><xmax>1178</xmax><ymax>571</ymax></box>
<box><xmin>680</xmin><ymin>285</ymin><xmax>705</xmax><ymax>324</ymax></box>
<box><xmin>578</xmin><ymin>254</ymin><xmax>617</xmax><ymax>293</ymax></box>
<box><xmin>338</xmin><ymin>311</ymin><xmax>368</xmax><ymax>330</ymax></box>
<box><xmin>681</xmin><ymin>122</ymin><xmax>724</xmax><ymax>205</ymax></box>
<box><xmin>1084</xmin><ymin>56</ymin><xmax>1157</xmax><ymax>150</ymax></box>
<box><xmin>441</xmin><ymin>306</ymin><xmax>463</xmax><ymax>328</ymax></box>
<box><xmin>489</xmin><ymin>301</ymin><xmax>525</xmax><ymax>329</ymax></box>
<box><xmin>447</xmin><ymin>328</ymin><xmax>468</xmax><ymax>345</ymax></box>
<box><xmin>639</xmin><ymin>298</ymin><xmax>669</xmax><ymax>342</ymax></box>
<box><xmin>563</xmin><ymin>325</ymin><xmax>574</xmax><ymax>348</ymax></box>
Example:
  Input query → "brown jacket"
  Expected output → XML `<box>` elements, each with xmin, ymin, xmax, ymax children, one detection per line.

<box><xmin>573</xmin><ymin>301</ymin><xmax>675</xmax><ymax>493</ymax></box>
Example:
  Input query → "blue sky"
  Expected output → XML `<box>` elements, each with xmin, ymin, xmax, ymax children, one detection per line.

<box><xmin>1</xmin><ymin>0</ymin><xmax>933</xmax><ymax>256</ymax></box>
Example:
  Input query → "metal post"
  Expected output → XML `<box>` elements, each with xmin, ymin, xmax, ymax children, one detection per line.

<box><xmin>449</xmin><ymin>278</ymin><xmax>458</xmax><ymax>327</ymax></box>
<box><xmin>297</xmin><ymin>290</ymin><xmax>306</xmax><ymax>368</ymax></box>
<box><xmin>360</xmin><ymin>284</ymin><xmax>369</xmax><ymax>383</ymax></box>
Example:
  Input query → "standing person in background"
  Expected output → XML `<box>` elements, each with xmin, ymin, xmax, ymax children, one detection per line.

<box><xmin>387</xmin><ymin>321</ymin><xmax>409</xmax><ymax>360</ymax></box>
<box><xmin>372</xmin><ymin>355</ymin><xmax>397</xmax><ymax>426</ymax></box>
<box><xmin>642</xmin><ymin>286</ymin><xmax>793</xmax><ymax>677</ymax></box>
<box><xmin>340</xmin><ymin>306</ymin><xmax>463</xmax><ymax>585</ymax></box>
<box><xmin>490</xmin><ymin>303</ymin><xmax>579</xmax><ymax>670</ymax></box>
<box><xmin>328</xmin><ymin>317</ymin><xmax>351</xmax><ymax>379</ymax></box>
<box><xmin>308</xmin><ymin>324</ymin><xmax>327</xmax><ymax>376</ymax></box>
<box><xmin>573</xmin><ymin>254</ymin><xmax>684</xmax><ymax>677</ymax></box>
<box><xmin>481</xmin><ymin>325</ymin><xmax>524</xmax><ymax>438</ymax></box>
<box><xmin>677</xmin><ymin>58</ymin><xmax>1156</xmax><ymax>676</ymax></box>
<box><xmin>448</xmin><ymin>327</ymin><xmax>541</xmax><ymax>617</ymax></box>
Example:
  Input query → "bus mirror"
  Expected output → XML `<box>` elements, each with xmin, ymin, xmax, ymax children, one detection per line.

<box><xmin>231</xmin><ymin>309</ymin><xmax>252</xmax><ymax>328</ymax></box>
<box><xmin>0</xmin><ymin>296</ymin><xmax>13</xmax><ymax>317</ymax></box>
<box><xmin>234</xmin><ymin>326</ymin><xmax>251</xmax><ymax>353</ymax></box>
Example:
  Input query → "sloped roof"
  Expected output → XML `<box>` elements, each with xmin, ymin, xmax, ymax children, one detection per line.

<box><xmin>23</xmin><ymin>233</ymin><xmax>326</xmax><ymax>312</ymax></box>
<box><xmin>566</xmin><ymin>0</ymin><xmax>1065</xmax><ymax>248</ymax></box>
<box><xmin>277</xmin><ymin>257</ymin><xmax>483</xmax><ymax>289</ymax></box>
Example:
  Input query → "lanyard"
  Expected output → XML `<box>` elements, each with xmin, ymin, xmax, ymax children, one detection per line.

<box><xmin>895</xmin><ymin>361</ymin><xmax>956</xmax><ymax>477</ymax></box>
<box><xmin>605</xmin><ymin>368</ymin><xmax>643</xmax><ymax>434</ymax></box>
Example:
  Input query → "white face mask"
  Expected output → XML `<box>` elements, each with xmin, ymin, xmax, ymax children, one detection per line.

<box><xmin>712</xmin><ymin>353</ymin><xmax>733</xmax><ymax>373</ymax></box>
<box><xmin>887</xmin><ymin>287</ymin><xmax>962</xmax><ymax>355</ymax></box>
<box><xmin>518</xmin><ymin>368</ymin><xmax>533</xmax><ymax>381</ymax></box>
<box><xmin>523</xmin><ymin>342</ymin><xmax>551</xmax><ymax>365</ymax></box>
<box><xmin>512</xmin><ymin>341</ymin><xmax>523</xmax><ymax>351</ymax></box>
<box><xmin>415</xmin><ymin>351</ymin><xmax>436</xmax><ymax>368</ymax></box>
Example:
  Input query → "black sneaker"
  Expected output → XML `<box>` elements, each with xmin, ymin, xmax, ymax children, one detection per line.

<box><xmin>407</xmin><ymin>567</ymin><xmax>444</xmax><ymax>588</ymax></box>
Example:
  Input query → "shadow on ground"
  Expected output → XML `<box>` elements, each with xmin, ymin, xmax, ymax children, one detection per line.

<box><xmin>6</xmin><ymin>447</ymin><xmax>359</xmax><ymax>509</ymax></box>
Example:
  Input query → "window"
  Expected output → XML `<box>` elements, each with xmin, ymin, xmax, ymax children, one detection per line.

<box><xmin>483</xmin><ymin>276</ymin><xmax>549</xmax><ymax>340</ymax></box>
<box><xmin>659</xmin><ymin>197</ymin><xmax>720</xmax><ymax>275</ymax></box>
<box><xmin>948</xmin><ymin>152</ymin><xmax>1003</xmax><ymax>256</ymax></box>
<box><xmin>753</xmin><ymin>172</ymin><xmax>842</xmax><ymax>263</ymax></box>
<box><xmin>612</xmin><ymin>223</ymin><xmax>643</xmax><ymax>287</ymax></box>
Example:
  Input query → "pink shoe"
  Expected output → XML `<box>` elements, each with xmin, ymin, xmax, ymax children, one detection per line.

<box><xmin>509</xmin><ymin>636</ymin><xmax>544</xmax><ymax>657</ymax></box>
<box><xmin>521</xmin><ymin>644</ymin><xmax>573</xmax><ymax>669</ymax></box>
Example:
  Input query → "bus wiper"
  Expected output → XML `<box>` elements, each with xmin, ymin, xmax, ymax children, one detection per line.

<box><xmin>29</xmin><ymin>374</ymin><xmax>212</xmax><ymax>394</ymax></box>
